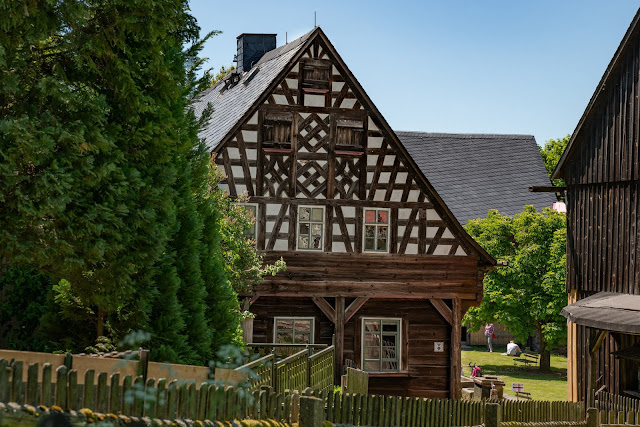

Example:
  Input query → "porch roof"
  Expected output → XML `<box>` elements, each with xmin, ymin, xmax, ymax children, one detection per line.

<box><xmin>561</xmin><ymin>292</ymin><xmax>640</xmax><ymax>335</ymax></box>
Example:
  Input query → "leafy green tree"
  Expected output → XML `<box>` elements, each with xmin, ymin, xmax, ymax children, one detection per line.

<box><xmin>463</xmin><ymin>206</ymin><xmax>567</xmax><ymax>371</ymax></box>
<box><xmin>540</xmin><ymin>135</ymin><xmax>570</xmax><ymax>187</ymax></box>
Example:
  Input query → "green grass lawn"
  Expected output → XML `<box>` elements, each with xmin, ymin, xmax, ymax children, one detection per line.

<box><xmin>461</xmin><ymin>345</ymin><xmax>567</xmax><ymax>401</ymax></box>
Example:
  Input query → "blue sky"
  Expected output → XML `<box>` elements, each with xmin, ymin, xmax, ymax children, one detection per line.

<box><xmin>189</xmin><ymin>1</ymin><xmax>640</xmax><ymax>146</ymax></box>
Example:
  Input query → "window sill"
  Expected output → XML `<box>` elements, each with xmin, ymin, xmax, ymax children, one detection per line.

<box><xmin>262</xmin><ymin>147</ymin><xmax>293</xmax><ymax>154</ymax></box>
<box><xmin>303</xmin><ymin>87</ymin><xmax>330</xmax><ymax>94</ymax></box>
<box><xmin>335</xmin><ymin>149</ymin><xmax>364</xmax><ymax>156</ymax></box>
<box><xmin>366</xmin><ymin>371</ymin><xmax>410</xmax><ymax>378</ymax></box>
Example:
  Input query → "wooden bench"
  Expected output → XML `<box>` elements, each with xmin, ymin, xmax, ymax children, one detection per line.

<box><xmin>513</xmin><ymin>353</ymin><xmax>539</xmax><ymax>367</ymax></box>
<box><xmin>516</xmin><ymin>391</ymin><xmax>532</xmax><ymax>400</ymax></box>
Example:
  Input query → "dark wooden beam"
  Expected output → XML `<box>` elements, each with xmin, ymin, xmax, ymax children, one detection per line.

<box><xmin>429</xmin><ymin>299</ymin><xmax>453</xmax><ymax>325</ymax></box>
<box><xmin>334</xmin><ymin>296</ymin><xmax>345</xmax><ymax>384</ymax></box>
<box><xmin>311</xmin><ymin>296</ymin><xmax>336</xmax><ymax>323</ymax></box>
<box><xmin>589</xmin><ymin>330</ymin><xmax>607</xmax><ymax>394</ymax></box>
<box><xmin>450</xmin><ymin>298</ymin><xmax>462</xmax><ymax>399</ymax></box>
<box><xmin>528</xmin><ymin>186</ymin><xmax>567</xmax><ymax>193</ymax></box>
<box><xmin>344</xmin><ymin>297</ymin><xmax>369</xmax><ymax>322</ymax></box>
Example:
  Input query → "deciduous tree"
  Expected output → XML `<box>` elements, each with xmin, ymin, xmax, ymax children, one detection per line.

<box><xmin>463</xmin><ymin>206</ymin><xmax>567</xmax><ymax>371</ymax></box>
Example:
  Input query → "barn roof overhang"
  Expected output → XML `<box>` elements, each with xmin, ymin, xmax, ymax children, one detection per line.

<box><xmin>561</xmin><ymin>292</ymin><xmax>640</xmax><ymax>335</ymax></box>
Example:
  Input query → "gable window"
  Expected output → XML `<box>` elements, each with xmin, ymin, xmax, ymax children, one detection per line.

<box><xmin>242</xmin><ymin>204</ymin><xmax>257</xmax><ymax>242</ymax></box>
<box><xmin>364</xmin><ymin>209</ymin><xmax>389</xmax><ymax>252</ymax></box>
<box><xmin>335</xmin><ymin>119</ymin><xmax>365</xmax><ymax>153</ymax></box>
<box><xmin>362</xmin><ymin>318</ymin><xmax>402</xmax><ymax>372</ymax></box>
<box><xmin>301</xmin><ymin>59</ymin><xmax>331</xmax><ymax>93</ymax></box>
<box><xmin>298</xmin><ymin>206</ymin><xmax>324</xmax><ymax>250</ymax></box>
<box><xmin>262</xmin><ymin>112</ymin><xmax>293</xmax><ymax>151</ymax></box>
<box><xmin>274</xmin><ymin>317</ymin><xmax>315</xmax><ymax>344</ymax></box>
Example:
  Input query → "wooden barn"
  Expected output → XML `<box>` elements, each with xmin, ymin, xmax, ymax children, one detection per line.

<box><xmin>192</xmin><ymin>28</ymin><xmax>503</xmax><ymax>398</ymax></box>
<box><xmin>554</xmin><ymin>8</ymin><xmax>640</xmax><ymax>403</ymax></box>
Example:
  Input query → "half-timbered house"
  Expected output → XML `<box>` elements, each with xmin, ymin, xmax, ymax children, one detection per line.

<box><xmin>554</xmin><ymin>8</ymin><xmax>640</xmax><ymax>403</ymax></box>
<box><xmin>192</xmin><ymin>28</ymin><xmax>497</xmax><ymax>398</ymax></box>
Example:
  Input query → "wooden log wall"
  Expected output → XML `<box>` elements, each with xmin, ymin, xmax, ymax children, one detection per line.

<box><xmin>575</xmin><ymin>319</ymin><xmax>640</xmax><ymax>403</ymax></box>
<box><xmin>563</xmin><ymin>25</ymin><xmax>640</xmax><ymax>296</ymax></box>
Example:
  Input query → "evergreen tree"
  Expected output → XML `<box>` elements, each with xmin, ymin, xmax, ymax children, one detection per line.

<box><xmin>0</xmin><ymin>1</ymin><xmax>201</xmax><ymax>340</ymax></box>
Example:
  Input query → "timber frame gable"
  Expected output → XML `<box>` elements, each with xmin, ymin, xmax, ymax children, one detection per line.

<box><xmin>210</xmin><ymin>27</ymin><xmax>494</xmax><ymax>265</ymax></box>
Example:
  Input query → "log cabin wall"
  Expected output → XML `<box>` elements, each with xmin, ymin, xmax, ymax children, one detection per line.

<box><xmin>250</xmin><ymin>297</ymin><xmax>451</xmax><ymax>399</ymax></box>
<box><xmin>558</xmin><ymin>13</ymin><xmax>640</xmax><ymax>403</ymax></box>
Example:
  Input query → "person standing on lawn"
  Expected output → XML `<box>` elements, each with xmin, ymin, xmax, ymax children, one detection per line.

<box><xmin>484</xmin><ymin>323</ymin><xmax>495</xmax><ymax>352</ymax></box>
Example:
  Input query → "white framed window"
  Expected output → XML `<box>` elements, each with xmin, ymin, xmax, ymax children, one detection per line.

<box><xmin>242</xmin><ymin>204</ymin><xmax>257</xmax><ymax>242</ymax></box>
<box><xmin>361</xmin><ymin>318</ymin><xmax>402</xmax><ymax>372</ymax></box>
<box><xmin>363</xmin><ymin>208</ymin><xmax>389</xmax><ymax>253</ymax></box>
<box><xmin>297</xmin><ymin>206</ymin><xmax>324</xmax><ymax>250</ymax></box>
<box><xmin>274</xmin><ymin>317</ymin><xmax>315</xmax><ymax>344</ymax></box>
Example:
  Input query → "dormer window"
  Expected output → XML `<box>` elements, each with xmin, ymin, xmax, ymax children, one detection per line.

<box><xmin>301</xmin><ymin>59</ymin><xmax>331</xmax><ymax>93</ymax></box>
<box><xmin>262</xmin><ymin>112</ymin><xmax>293</xmax><ymax>151</ymax></box>
<box><xmin>335</xmin><ymin>119</ymin><xmax>365</xmax><ymax>153</ymax></box>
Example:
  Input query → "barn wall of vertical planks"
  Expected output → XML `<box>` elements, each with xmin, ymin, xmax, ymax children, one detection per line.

<box><xmin>554</xmin><ymin>8</ymin><xmax>640</xmax><ymax>404</ymax></box>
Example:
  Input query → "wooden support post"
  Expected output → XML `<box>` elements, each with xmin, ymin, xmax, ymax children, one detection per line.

<box><xmin>485</xmin><ymin>402</ymin><xmax>501</xmax><ymax>427</ymax></box>
<box><xmin>589</xmin><ymin>330</ymin><xmax>607</xmax><ymax>394</ymax></box>
<box><xmin>450</xmin><ymin>298</ymin><xmax>462</xmax><ymax>399</ymax></box>
<box><xmin>586</xmin><ymin>407</ymin><xmax>599</xmax><ymax>427</ymax></box>
<box><xmin>335</xmin><ymin>296</ymin><xmax>345</xmax><ymax>384</ymax></box>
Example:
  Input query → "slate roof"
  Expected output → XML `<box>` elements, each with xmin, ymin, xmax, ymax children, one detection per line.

<box><xmin>191</xmin><ymin>30</ymin><xmax>314</xmax><ymax>151</ymax></box>
<box><xmin>396</xmin><ymin>132</ymin><xmax>556</xmax><ymax>224</ymax></box>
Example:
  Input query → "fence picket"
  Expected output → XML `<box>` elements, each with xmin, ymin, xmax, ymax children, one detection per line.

<box><xmin>110</xmin><ymin>373</ymin><xmax>121</xmax><ymax>414</ymax></box>
<box><xmin>96</xmin><ymin>372</ymin><xmax>108</xmax><ymax>413</ymax></box>
<box><xmin>42</xmin><ymin>363</ymin><xmax>52</xmax><ymax>407</ymax></box>
<box><xmin>11</xmin><ymin>361</ymin><xmax>23</xmax><ymax>404</ymax></box>
<box><xmin>82</xmin><ymin>369</ymin><xmax>94</xmax><ymax>410</ymax></box>
<box><xmin>55</xmin><ymin>365</ymin><xmax>67</xmax><ymax>408</ymax></box>
<box><xmin>144</xmin><ymin>378</ymin><xmax>155</xmax><ymax>418</ymax></box>
<box><xmin>26</xmin><ymin>363</ymin><xmax>38</xmax><ymax>406</ymax></box>
<box><xmin>0</xmin><ymin>360</ymin><xmax>8</xmax><ymax>404</ymax></box>
<box><xmin>68</xmin><ymin>370</ymin><xmax>78</xmax><ymax>410</ymax></box>
<box><xmin>156</xmin><ymin>378</ymin><xmax>167</xmax><ymax>419</ymax></box>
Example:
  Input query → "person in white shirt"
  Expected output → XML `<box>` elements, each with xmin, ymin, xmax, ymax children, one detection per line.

<box><xmin>506</xmin><ymin>340</ymin><xmax>522</xmax><ymax>357</ymax></box>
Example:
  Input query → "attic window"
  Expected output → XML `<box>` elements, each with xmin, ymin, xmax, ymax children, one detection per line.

<box><xmin>335</xmin><ymin>118</ymin><xmax>365</xmax><ymax>154</ymax></box>
<box><xmin>301</xmin><ymin>59</ymin><xmax>331</xmax><ymax>93</ymax></box>
<box><xmin>262</xmin><ymin>112</ymin><xmax>293</xmax><ymax>151</ymax></box>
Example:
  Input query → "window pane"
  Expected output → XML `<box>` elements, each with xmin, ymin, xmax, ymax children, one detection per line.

<box><xmin>382</xmin><ymin>335</ymin><xmax>397</xmax><ymax>347</ymax></box>
<box><xmin>365</xmin><ymin>225</ymin><xmax>375</xmax><ymax>238</ymax></box>
<box><xmin>277</xmin><ymin>319</ymin><xmax>293</xmax><ymax>330</ymax></box>
<box><xmin>364</xmin><ymin>361</ymin><xmax>380</xmax><ymax>371</ymax></box>
<box><xmin>365</xmin><ymin>210</ymin><xmax>376</xmax><ymax>223</ymax></box>
<box><xmin>295</xmin><ymin>333</ymin><xmax>311</xmax><ymax>344</ymax></box>
<box><xmin>312</xmin><ymin>235</ymin><xmax>322</xmax><ymax>249</ymax></box>
<box><xmin>311</xmin><ymin>224</ymin><xmax>322</xmax><ymax>236</ymax></box>
<box><xmin>364</xmin><ymin>333</ymin><xmax>380</xmax><ymax>347</ymax></box>
<box><xmin>377</xmin><ymin>238</ymin><xmax>387</xmax><ymax>251</ymax></box>
<box><xmin>299</xmin><ymin>223</ymin><xmax>309</xmax><ymax>235</ymax></box>
<box><xmin>294</xmin><ymin>320</ymin><xmax>311</xmax><ymax>332</ymax></box>
<box><xmin>365</xmin><ymin>238</ymin><xmax>375</xmax><ymax>251</ymax></box>
<box><xmin>377</xmin><ymin>226</ymin><xmax>387</xmax><ymax>239</ymax></box>
<box><xmin>381</xmin><ymin>346</ymin><xmax>397</xmax><ymax>360</ymax></box>
<box><xmin>300</xmin><ymin>207</ymin><xmax>310</xmax><ymax>220</ymax></box>
<box><xmin>277</xmin><ymin>332</ymin><xmax>294</xmax><ymax>344</ymax></box>
<box><xmin>364</xmin><ymin>321</ymin><xmax>380</xmax><ymax>332</ymax></box>
<box><xmin>378</xmin><ymin>210</ymin><xmax>388</xmax><ymax>224</ymax></box>
<box><xmin>364</xmin><ymin>347</ymin><xmax>380</xmax><ymax>359</ymax></box>
<box><xmin>382</xmin><ymin>322</ymin><xmax>398</xmax><ymax>332</ymax></box>
<box><xmin>382</xmin><ymin>361</ymin><xmax>398</xmax><ymax>370</ymax></box>
<box><xmin>299</xmin><ymin>236</ymin><xmax>309</xmax><ymax>249</ymax></box>
<box><xmin>312</xmin><ymin>208</ymin><xmax>323</xmax><ymax>221</ymax></box>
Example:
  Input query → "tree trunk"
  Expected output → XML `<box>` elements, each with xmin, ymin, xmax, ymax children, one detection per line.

<box><xmin>537</xmin><ymin>322</ymin><xmax>551</xmax><ymax>372</ymax></box>
<box><xmin>96</xmin><ymin>307</ymin><xmax>105</xmax><ymax>339</ymax></box>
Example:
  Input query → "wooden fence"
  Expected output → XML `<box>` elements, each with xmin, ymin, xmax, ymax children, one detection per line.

<box><xmin>0</xmin><ymin>357</ymin><xmax>320</xmax><ymax>424</ymax></box>
<box><xmin>323</xmin><ymin>393</ymin><xmax>584</xmax><ymax>426</ymax></box>
<box><xmin>219</xmin><ymin>346</ymin><xmax>334</xmax><ymax>395</ymax></box>
<box><xmin>591</xmin><ymin>389</ymin><xmax>640</xmax><ymax>414</ymax></box>
<box><xmin>341</xmin><ymin>367</ymin><xmax>368</xmax><ymax>395</ymax></box>
<box><xmin>246</xmin><ymin>343</ymin><xmax>328</xmax><ymax>359</ymax></box>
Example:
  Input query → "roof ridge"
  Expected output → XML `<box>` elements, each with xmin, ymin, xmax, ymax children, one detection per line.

<box><xmin>394</xmin><ymin>130</ymin><xmax>535</xmax><ymax>140</ymax></box>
